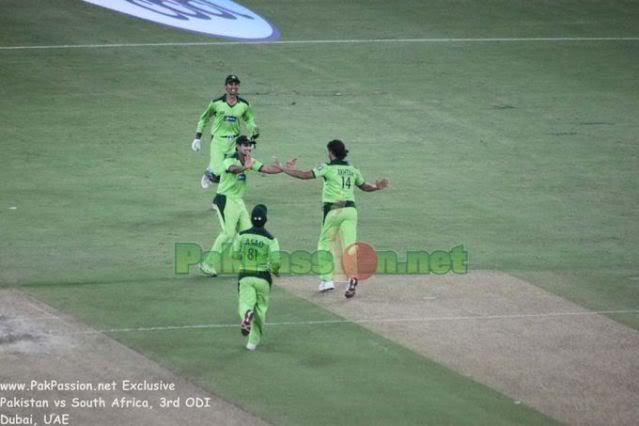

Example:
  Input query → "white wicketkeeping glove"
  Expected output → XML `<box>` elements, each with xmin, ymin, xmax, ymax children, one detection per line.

<box><xmin>191</xmin><ymin>138</ymin><xmax>201</xmax><ymax>152</ymax></box>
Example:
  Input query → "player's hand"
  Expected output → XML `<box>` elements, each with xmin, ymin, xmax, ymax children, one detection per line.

<box><xmin>286</xmin><ymin>158</ymin><xmax>297</xmax><ymax>169</ymax></box>
<box><xmin>375</xmin><ymin>178</ymin><xmax>389</xmax><ymax>190</ymax></box>
<box><xmin>191</xmin><ymin>138</ymin><xmax>201</xmax><ymax>153</ymax></box>
<box><xmin>271</xmin><ymin>156</ymin><xmax>283</xmax><ymax>171</ymax></box>
<box><xmin>243</xmin><ymin>155</ymin><xmax>254</xmax><ymax>170</ymax></box>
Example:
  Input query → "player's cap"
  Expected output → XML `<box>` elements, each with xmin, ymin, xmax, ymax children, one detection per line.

<box><xmin>251</xmin><ymin>204</ymin><xmax>268</xmax><ymax>227</ymax></box>
<box><xmin>225</xmin><ymin>74</ymin><xmax>241</xmax><ymax>84</ymax></box>
<box><xmin>236</xmin><ymin>135</ymin><xmax>253</xmax><ymax>146</ymax></box>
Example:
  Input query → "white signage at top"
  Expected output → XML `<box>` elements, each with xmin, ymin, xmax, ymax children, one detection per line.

<box><xmin>82</xmin><ymin>0</ymin><xmax>279</xmax><ymax>41</ymax></box>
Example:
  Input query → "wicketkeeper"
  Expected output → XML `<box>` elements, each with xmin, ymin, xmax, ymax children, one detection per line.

<box><xmin>191</xmin><ymin>74</ymin><xmax>260</xmax><ymax>194</ymax></box>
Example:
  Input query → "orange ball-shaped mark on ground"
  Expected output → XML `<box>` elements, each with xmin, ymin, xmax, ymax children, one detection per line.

<box><xmin>341</xmin><ymin>242</ymin><xmax>378</xmax><ymax>281</ymax></box>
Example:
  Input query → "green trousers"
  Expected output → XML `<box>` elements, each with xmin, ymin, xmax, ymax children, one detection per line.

<box><xmin>203</xmin><ymin>196</ymin><xmax>250</xmax><ymax>270</ymax></box>
<box><xmin>317</xmin><ymin>207</ymin><xmax>358</xmax><ymax>282</ymax></box>
<box><xmin>238</xmin><ymin>276</ymin><xmax>271</xmax><ymax>347</ymax></box>
<box><xmin>208</xmin><ymin>135</ymin><xmax>236</xmax><ymax>176</ymax></box>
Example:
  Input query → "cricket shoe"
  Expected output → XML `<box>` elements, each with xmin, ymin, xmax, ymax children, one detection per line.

<box><xmin>246</xmin><ymin>342</ymin><xmax>257</xmax><ymax>352</ymax></box>
<box><xmin>200</xmin><ymin>170</ymin><xmax>219</xmax><ymax>189</ymax></box>
<box><xmin>344</xmin><ymin>277</ymin><xmax>359</xmax><ymax>299</ymax></box>
<box><xmin>199</xmin><ymin>263</ymin><xmax>217</xmax><ymax>277</ymax></box>
<box><xmin>241</xmin><ymin>310</ymin><xmax>254</xmax><ymax>336</ymax></box>
<box><xmin>318</xmin><ymin>280</ymin><xmax>335</xmax><ymax>293</ymax></box>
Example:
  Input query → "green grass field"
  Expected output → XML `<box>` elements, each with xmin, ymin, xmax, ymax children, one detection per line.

<box><xmin>2</xmin><ymin>0</ymin><xmax>638</xmax><ymax>424</ymax></box>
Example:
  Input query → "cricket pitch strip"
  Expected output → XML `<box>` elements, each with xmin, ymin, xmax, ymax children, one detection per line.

<box><xmin>278</xmin><ymin>271</ymin><xmax>639</xmax><ymax>425</ymax></box>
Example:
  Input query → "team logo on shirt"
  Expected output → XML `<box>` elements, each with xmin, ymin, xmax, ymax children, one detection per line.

<box><xmin>224</xmin><ymin>115</ymin><xmax>238</xmax><ymax>122</ymax></box>
<box><xmin>82</xmin><ymin>0</ymin><xmax>279</xmax><ymax>41</ymax></box>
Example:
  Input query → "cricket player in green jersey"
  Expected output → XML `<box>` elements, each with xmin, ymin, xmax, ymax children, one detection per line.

<box><xmin>199</xmin><ymin>136</ymin><xmax>281</xmax><ymax>276</ymax></box>
<box><xmin>277</xmin><ymin>140</ymin><xmax>388</xmax><ymax>298</ymax></box>
<box><xmin>191</xmin><ymin>74</ymin><xmax>260</xmax><ymax>191</ymax></box>
<box><xmin>233</xmin><ymin>204</ymin><xmax>281</xmax><ymax>351</ymax></box>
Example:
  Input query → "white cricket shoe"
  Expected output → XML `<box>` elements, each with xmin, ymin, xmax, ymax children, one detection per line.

<box><xmin>200</xmin><ymin>170</ymin><xmax>220</xmax><ymax>189</ymax></box>
<box><xmin>199</xmin><ymin>263</ymin><xmax>217</xmax><ymax>277</ymax></box>
<box><xmin>246</xmin><ymin>342</ymin><xmax>257</xmax><ymax>352</ymax></box>
<box><xmin>201</xmin><ymin>174</ymin><xmax>212</xmax><ymax>189</ymax></box>
<box><xmin>318</xmin><ymin>280</ymin><xmax>335</xmax><ymax>293</ymax></box>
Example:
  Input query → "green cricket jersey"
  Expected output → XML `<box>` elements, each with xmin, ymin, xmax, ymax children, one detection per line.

<box><xmin>233</xmin><ymin>227</ymin><xmax>281</xmax><ymax>282</ymax></box>
<box><xmin>196</xmin><ymin>95</ymin><xmax>258</xmax><ymax>138</ymax></box>
<box><xmin>312</xmin><ymin>159</ymin><xmax>365</xmax><ymax>203</ymax></box>
<box><xmin>216</xmin><ymin>154</ymin><xmax>264</xmax><ymax>199</ymax></box>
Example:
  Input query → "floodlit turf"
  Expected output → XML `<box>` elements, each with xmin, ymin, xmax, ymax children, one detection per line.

<box><xmin>27</xmin><ymin>277</ymin><xmax>556</xmax><ymax>425</ymax></box>
<box><xmin>2</xmin><ymin>0</ymin><xmax>639</xmax><ymax>424</ymax></box>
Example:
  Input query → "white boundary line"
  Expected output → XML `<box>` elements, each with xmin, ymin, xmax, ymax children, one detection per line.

<box><xmin>42</xmin><ymin>309</ymin><xmax>638</xmax><ymax>335</ymax></box>
<box><xmin>1</xmin><ymin>37</ymin><xmax>639</xmax><ymax>50</ymax></box>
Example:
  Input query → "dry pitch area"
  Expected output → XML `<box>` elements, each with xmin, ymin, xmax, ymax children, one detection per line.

<box><xmin>278</xmin><ymin>272</ymin><xmax>639</xmax><ymax>425</ymax></box>
<box><xmin>0</xmin><ymin>290</ymin><xmax>266</xmax><ymax>426</ymax></box>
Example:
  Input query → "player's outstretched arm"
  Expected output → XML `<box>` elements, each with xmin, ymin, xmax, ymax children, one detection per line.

<box><xmin>227</xmin><ymin>165</ymin><xmax>250</xmax><ymax>174</ymax></box>
<box><xmin>273</xmin><ymin>158</ymin><xmax>314</xmax><ymax>180</ymax></box>
<box><xmin>227</xmin><ymin>155</ymin><xmax>254</xmax><ymax>174</ymax></box>
<box><xmin>357</xmin><ymin>178</ymin><xmax>389</xmax><ymax>192</ymax></box>
<box><xmin>259</xmin><ymin>164</ymin><xmax>283</xmax><ymax>174</ymax></box>
<box><xmin>283</xmin><ymin>169</ymin><xmax>314</xmax><ymax>179</ymax></box>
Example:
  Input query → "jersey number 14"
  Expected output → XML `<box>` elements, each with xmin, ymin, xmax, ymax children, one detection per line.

<box><xmin>341</xmin><ymin>176</ymin><xmax>352</xmax><ymax>189</ymax></box>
